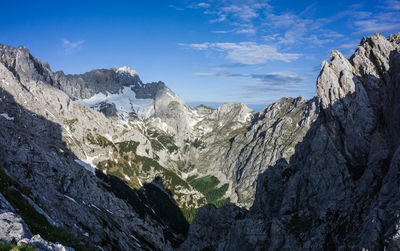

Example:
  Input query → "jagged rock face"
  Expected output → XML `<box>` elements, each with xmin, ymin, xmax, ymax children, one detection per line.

<box><xmin>0</xmin><ymin>44</ymin><xmax>201</xmax><ymax>250</ymax></box>
<box><xmin>54</xmin><ymin>66</ymin><xmax>143</xmax><ymax>100</ymax></box>
<box><xmin>182</xmin><ymin>33</ymin><xmax>400</xmax><ymax>250</ymax></box>
<box><xmin>183</xmin><ymin>97</ymin><xmax>319</xmax><ymax>206</ymax></box>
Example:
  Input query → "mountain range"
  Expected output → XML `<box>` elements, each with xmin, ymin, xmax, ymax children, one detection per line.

<box><xmin>0</xmin><ymin>32</ymin><xmax>399</xmax><ymax>250</ymax></box>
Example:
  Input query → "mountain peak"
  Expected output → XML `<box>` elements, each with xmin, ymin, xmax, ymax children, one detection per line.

<box><xmin>113</xmin><ymin>66</ymin><xmax>138</xmax><ymax>76</ymax></box>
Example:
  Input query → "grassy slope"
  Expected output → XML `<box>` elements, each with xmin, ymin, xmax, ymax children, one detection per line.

<box><xmin>88</xmin><ymin>133</ymin><xmax>205</xmax><ymax>223</ymax></box>
<box><xmin>187</xmin><ymin>175</ymin><xmax>230</xmax><ymax>208</ymax></box>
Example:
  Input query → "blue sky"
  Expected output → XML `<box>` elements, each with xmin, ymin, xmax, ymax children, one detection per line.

<box><xmin>0</xmin><ymin>0</ymin><xmax>399</xmax><ymax>110</ymax></box>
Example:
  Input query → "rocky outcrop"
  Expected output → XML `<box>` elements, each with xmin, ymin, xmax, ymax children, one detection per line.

<box><xmin>0</xmin><ymin>212</ymin><xmax>32</xmax><ymax>243</ymax></box>
<box><xmin>54</xmin><ymin>66</ymin><xmax>143</xmax><ymax>100</ymax></box>
<box><xmin>181</xmin><ymin>32</ymin><xmax>400</xmax><ymax>250</ymax></box>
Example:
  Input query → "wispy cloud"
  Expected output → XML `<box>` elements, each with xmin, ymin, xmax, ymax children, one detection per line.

<box><xmin>352</xmin><ymin>12</ymin><xmax>400</xmax><ymax>33</ymax></box>
<box><xmin>62</xmin><ymin>39</ymin><xmax>84</xmax><ymax>54</ymax></box>
<box><xmin>193</xmin><ymin>71</ymin><xmax>305</xmax><ymax>85</ymax></box>
<box><xmin>193</xmin><ymin>72</ymin><xmax>218</xmax><ymax>77</ymax></box>
<box><xmin>239</xmin><ymin>72</ymin><xmax>309</xmax><ymax>102</ymax></box>
<box><xmin>263</xmin><ymin>12</ymin><xmax>334</xmax><ymax>47</ymax></box>
<box><xmin>194</xmin><ymin>71</ymin><xmax>308</xmax><ymax>101</ymax></box>
<box><xmin>168</xmin><ymin>4</ymin><xmax>184</xmax><ymax>11</ymax></box>
<box><xmin>213</xmin><ymin>63</ymin><xmax>249</xmax><ymax>70</ymax></box>
<box><xmin>180</xmin><ymin>42</ymin><xmax>301</xmax><ymax>64</ymax></box>
<box><xmin>204</xmin><ymin>2</ymin><xmax>270</xmax><ymax>34</ymax></box>
<box><xmin>197</xmin><ymin>2</ymin><xmax>210</xmax><ymax>8</ymax></box>
<box><xmin>338</xmin><ymin>42</ymin><xmax>359</xmax><ymax>49</ymax></box>
<box><xmin>383</xmin><ymin>0</ymin><xmax>400</xmax><ymax>10</ymax></box>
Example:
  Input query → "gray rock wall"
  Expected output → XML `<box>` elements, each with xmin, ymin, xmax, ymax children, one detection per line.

<box><xmin>181</xmin><ymin>32</ymin><xmax>400</xmax><ymax>250</ymax></box>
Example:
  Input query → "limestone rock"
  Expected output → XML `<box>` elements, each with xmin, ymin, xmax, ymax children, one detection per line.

<box><xmin>0</xmin><ymin>212</ymin><xmax>32</xmax><ymax>242</ymax></box>
<box><xmin>182</xmin><ymin>32</ymin><xmax>400</xmax><ymax>250</ymax></box>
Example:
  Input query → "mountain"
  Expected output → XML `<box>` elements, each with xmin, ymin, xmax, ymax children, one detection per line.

<box><xmin>1</xmin><ymin>32</ymin><xmax>398</xmax><ymax>250</ymax></box>
<box><xmin>0</xmin><ymin>44</ymin><xmax>203</xmax><ymax>250</ymax></box>
<box><xmin>0</xmin><ymin>41</ymin><xmax>319</xmax><ymax>249</ymax></box>
<box><xmin>181</xmin><ymin>32</ymin><xmax>400</xmax><ymax>250</ymax></box>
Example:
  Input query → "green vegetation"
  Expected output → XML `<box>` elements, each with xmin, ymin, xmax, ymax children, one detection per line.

<box><xmin>215</xmin><ymin>197</ymin><xmax>230</xmax><ymax>207</ymax></box>
<box><xmin>150</xmin><ymin>139</ymin><xmax>164</xmax><ymax>152</ymax></box>
<box><xmin>184</xmin><ymin>138</ymin><xmax>205</xmax><ymax>149</ymax></box>
<box><xmin>86</xmin><ymin>133</ymin><xmax>116</xmax><ymax>150</ymax></box>
<box><xmin>191</xmin><ymin>138</ymin><xmax>204</xmax><ymax>149</ymax></box>
<box><xmin>176</xmin><ymin>160</ymin><xmax>195</xmax><ymax>173</ymax></box>
<box><xmin>64</xmin><ymin>118</ymin><xmax>78</xmax><ymax>132</ymax></box>
<box><xmin>158</xmin><ymin>134</ymin><xmax>178</xmax><ymax>153</ymax></box>
<box><xmin>148</xmin><ymin>129</ymin><xmax>178</xmax><ymax>153</ymax></box>
<box><xmin>0</xmin><ymin>242</ymin><xmax>36</xmax><ymax>251</ymax></box>
<box><xmin>116</xmin><ymin>140</ymin><xmax>139</xmax><ymax>154</ymax></box>
<box><xmin>96</xmin><ymin>141</ymin><xmax>201</xmax><ymax>223</ymax></box>
<box><xmin>0</xmin><ymin>169</ymin><xmax>88</xmax><ymax>251</ymax></box>
<box><xmin>229</xmin><ymin>126</ymin><xmax>248</xmax><ymax>138</ymax></box>
<box><xmin>187</xmin><ymin>175</ymin><xmax>230</xmax><ymax>207</ymax></box>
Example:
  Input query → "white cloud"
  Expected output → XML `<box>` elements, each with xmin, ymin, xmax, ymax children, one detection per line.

<box><xmin>181</xmin><ymin>42</ymin><xmax>301</xmax><ymax>64</ymax></box>
<box><xmin>178</xmin><ymin>42</ymin><xmax>210</xmax><ymax>50</ymax></box>
<box><xmin>62</xmin><ymin>39</ymin><xmax>84</xmax><ymax>54</ymax></box>
<box><xmin>205</xmin><ymin>2</ymin><xmax>271</xmax><ymax>33</ymax></box>
<box><xmin>338</xmin><ymin>42</ymin><xmax>359</xmax><ymax>49</ymax></box>
<box><xmin>353</xmin><ymin>12</ymin><xmax>400</xmax><ymax>33</ymax></box>
<box><xmin>211</xmin><ymin>30</ymin><xmax>232</xmax><ymax>34</ymax></box>
<box><xmin>193</xmin><ymin>72</ymin><xmax>218</xmax><ymax>77</ymax></box>
<box><xmin>197</xmin><ymin>2</ymin><xmax>210</xmax><ymax>8</ymax></box>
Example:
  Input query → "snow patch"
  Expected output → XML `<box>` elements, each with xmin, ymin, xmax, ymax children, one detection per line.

<box><xmin>166</xmin><ymin>92</ymin><xmax>174</xmax><ymax>99</ymax></box>
<box><xmin>64</xmin><ymin>195</ymin><xmax>77</xmax><ymax>203</ymax></box>
<box><xmin>124</xmin><ymin>174</ymin><xmax>131</xmax><ymax>181</ymax></box>
<box><xmin>90</xmin><ymin>204</ymin><xmax>101</xmax><ymax>211</ymax></box>
<box><xmin>74</xmin><ymin>159</ymin><xmax>95</xmax><ymax>174</ymax></box>
<box><xmin>96</xmin><ymin>245</ymin><xmax>105</xmax><ymax>251</ymax></box>
<box><xmin>115</xmin><ymin>66</ymin><xmax>137</xmax><ymax>76</ymax></box>
<box><xmin>0</xmin><ymin>113</ymin><xmax>14</xmax><ymax>120</ymax></box>
<box><xmin>130</xmin><ymin>234</ymin><xmax>142</xmax><ymax>247</ymax></box>
<box><xmin>85</xmin><ymin>154</ymin><xmax>101</xmax><ymax>168</ymax></box>
<box><xmin>75</xmin><ymin>86</ymin><xmax>154</xmax><ymax>120</ymax></box>
<box><xmin>103</xmin><ymin>134</ymin><xmax>112</xmax><ymax>142</ymax></box>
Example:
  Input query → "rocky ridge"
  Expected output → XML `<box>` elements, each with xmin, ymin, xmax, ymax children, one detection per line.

<box><xmin>181</xmin><ymin>32</ymin><xmax>400</xmax><ymax>250</ymax></box>
<box><xmin>0</xmin><ymin>43</ymin><xmax>205</xmax><ymax>250</ymax></box>
<box><xmin>53</xmin><ymin>62</ymin><xmax>317</xmax><ymax>207</ymax></box>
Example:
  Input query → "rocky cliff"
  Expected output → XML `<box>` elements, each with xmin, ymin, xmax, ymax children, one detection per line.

<box><xmin>0</xmin><ymin>43</ymin><xmax>204</xmax><ymax>250</ymax></box>
<box><xmin>181</xmin><ymin>32</ymin><xmax>400</xmax><ymax>250</ymax></box>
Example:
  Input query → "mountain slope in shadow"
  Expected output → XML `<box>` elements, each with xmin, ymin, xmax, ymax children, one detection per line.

<box><xmin>181</xmin><ymin>32</ymin><xmax>400</xmax><ymax>251</ymax></box>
